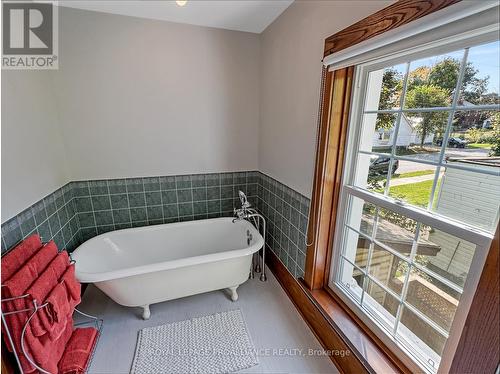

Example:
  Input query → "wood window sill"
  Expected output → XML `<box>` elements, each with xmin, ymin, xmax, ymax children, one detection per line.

<box><xmin>298</xmin><ymin>280</ymin><xmax>409</xmax><ymax>373</ymax></box>
<box><xmin>266</xmin><ymin>248</ymin><xmax>408</xmax><ymax>373</ymax></box>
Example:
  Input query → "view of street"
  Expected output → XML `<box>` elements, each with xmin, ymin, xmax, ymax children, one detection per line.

<box><xmin>396</xmin><ymin>147</ymin><xmax>490</xmax><ymax>174</ymax></box>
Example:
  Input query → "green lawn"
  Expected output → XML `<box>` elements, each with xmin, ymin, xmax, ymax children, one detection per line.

<box><xmin>388</xmin><ymin>178</ymin><xmax>441</xmax><ymax>207</ymax></box>
<box><xmin>468</xmin><ymin>143</ymin><xmax>492</xmax><ymax>149</ymax></box>
<box><xmin>392</xmin><ymin>170</ymin><xmax>435</xmax><ymax>179</ymax></box>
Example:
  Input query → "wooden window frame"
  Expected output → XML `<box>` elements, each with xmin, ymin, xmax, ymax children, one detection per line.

<box><xmin>304</xmin><ymin>66</ymin><xmax>353</xmax><ymax>291</ymax></box>
<box><xmin>301</xmin><ymin>0</ymin><xmax>499</xmax><ymax>373</ymax></box>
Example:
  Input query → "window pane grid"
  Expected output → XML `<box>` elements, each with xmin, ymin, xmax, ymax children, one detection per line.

<box><xmin>347</xmin><ymin>185</ymin><xmax>494</xmax><ymax>247</ymax></box>
<box><xmin>427</xmin><ymin>166</ymin><xmax>442</xmax><ymax>210</ymax></box>
<box><xmin>341</xmin><ymin>254</ymin><xmax>365</xmax><ymax>273</ymax></box>
<box><xmin>335</xmin><ymin>39</ymin><xmax>499</xmax><ymax>373</ymax></box>
<box><xmin>375</xmin><ymin>46</ymin><xmax>459</xmax><ymax>211</ymax></box>
<box><xmin>345</xmin><ymin>220</ymin><xmax>470</xmax><ymax>296</ymax></box>
<box><xmin>359</xmin><ymin>205</ymin><xmax>379</xmax><ymax>306</ymax></box>
<box><xmin>341</xmin><ymin>200</ymin><xmax>457</xmax><ymax>340</ymax></box>
<box><xmin>393</xmin><ymin>222</ymin><xmax>422</xmax><ymax>334</ymax></box>
<box><xmin>365</xmin><ymin>269</ymin><xmax>403</xmax><ymax>302</ymax></box>
<box><xmin>340</xmin><ymin>249</ymin><xmax>452</xmax><ymax>340</ymax></box>
<box><xmin>346</xmin><ymin>223</ymin><xmax>411</xmax><ymax>263</ymax></box>
<box><xmin>411</xmin><ymin>260</ymin><xmax>463</xmax><ymax>295</ymax></box>
<box><xmin>372</xmin><ymin>235</ymin><xmax>410</xmax><ymax>262</ymax></box>
<box><xmin>358</xmin><ymin>149</ymin><xmax>500</xmax><ymax>176</ymax></box>
<box><xmin>344</xmin><ymin>223</ymin><xmax>372</xmax><ymax>241</ymax></box>
<box><xmin>383</xmin><ymin>61</ymin><xmax>411</xmax><ymax>196</ymax></box>
<box><xmin>353</xmin><ymin>46</ymin><xmax>499</xmax><ymax>225</ymax></box>
<box><xmin>364</xmin><ymin>103</ymin><xmax>500</xmax><ymax>114</ymax></box>
<box><xmin>346</xmin><ymin>216</ymin><xmax>469</xmax><ymax>295</ymax></box>
<box><xmin>402</xmin><ymin>300</ymin><xmax>450</xmax><ymax>339</ymax></box>
<box><xmin>426</xmin><ymin>49</ymin><xmax>470</xmax><ymax>208</ymax></box>
<box><xmin>339</xmin><ymin>256</ymin><xmax>365</xmax><ymax>302</ymax></box>
<box><xmin>361</xmin><ymin>287</ymin><xmax>399</xmax><ymax>333</ymax></box>
<box><xmin>337</xmin><ymin>192</ymin><xmax>470</xmax><ymax>358</ymax></box>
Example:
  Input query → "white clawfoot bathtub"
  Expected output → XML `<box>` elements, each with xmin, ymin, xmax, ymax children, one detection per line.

<box><xmin>71</xmin><ymin>217</ymin><xmax>263</xmax><ymax>319</ymax></box>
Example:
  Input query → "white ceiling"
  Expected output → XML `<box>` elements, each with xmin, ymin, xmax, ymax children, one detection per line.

<box><xmin>58</xmin><ymin>0</ymin><xmax>294</xmax><ymax>33</ymax></box>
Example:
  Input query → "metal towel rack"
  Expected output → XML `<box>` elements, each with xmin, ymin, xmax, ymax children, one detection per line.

<box><xmin>1</xmin><ymin>292</ymin><xmax>103</xmax><ymax>374</ymax></box>
<box><xmin>1</xmin><ymin>243</ymin><xmax>103</xmax><ymax>374</ymax></box>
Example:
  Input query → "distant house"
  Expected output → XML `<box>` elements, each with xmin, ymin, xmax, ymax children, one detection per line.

<box><xmin>373</xmin><ymin>114</ymin><xmax>434</xmax><ymax>149</ymax></box>
<box><xmin>428</xmin><ymin>157</ymin><xmax>500</xmax><ymax>284</ymax></box>
<box><xmin>455</xmin><ymin>100</ymin><xmax>494</xmax><ymax>129</ymax></box>
<box><xmin>482</xmin><ymin>118</ymin><xmax>493</xmax><ymax>129</ymax></box>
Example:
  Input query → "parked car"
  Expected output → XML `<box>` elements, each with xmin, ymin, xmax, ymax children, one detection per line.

<box><xmin>435</xmin><ymin>137</ymin><xmax>467</xmax><ymax>148</ymax></box>
<box><xmin>369</xmin><ymin>155</ymin><xmax>399</xmax><ymax>175</ymax></box>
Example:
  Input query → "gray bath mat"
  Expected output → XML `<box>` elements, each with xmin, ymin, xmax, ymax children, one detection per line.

<box><xmin>131</xmin><ymin>309</ymin><xmax>258</xmax><ymax>374</ymax></box>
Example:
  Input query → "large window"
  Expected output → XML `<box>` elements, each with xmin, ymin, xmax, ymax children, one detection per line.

<box><xmin>330</xmin><ymin>38</ymin><xmax>499</xmax><ymax>373</ymax></box>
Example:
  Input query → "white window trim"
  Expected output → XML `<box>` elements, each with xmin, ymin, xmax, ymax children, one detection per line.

<box><xmin>329</xmin><ymin>30</ymin><xmax>498</xmax><ymax>374</ymax></box>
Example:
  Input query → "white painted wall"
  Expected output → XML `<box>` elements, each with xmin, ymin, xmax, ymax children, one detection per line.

<box><xmin>51</xmin><ymin>7</ymin><xmax>260</xmax><ymax>180</ymax></box>
<box><xmin>259</xmin><ymin>0</ymin><xmax>392</xmax><ymax>197</ymax></box>
<box><xmin>1</xmin><ymin>71</ymin><xmax>69</xmax><ymax>222</ymax></box>
<box><xmin>1</xmin><ymin>7</ymin><xmax>260</xmax><ymax>222</ymax></box>
<box><xmin>1</xmin><ymin>2</ymin><xmax>396</xmax><ymax>223</ymax></box>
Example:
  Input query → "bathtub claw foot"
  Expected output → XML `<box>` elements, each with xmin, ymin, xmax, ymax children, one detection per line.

<box><xmin>229</xmin><ymin>286</ymin><xmax>238</xmax><ymax>302</ymax></box>
<box><xmin>141</xmin><ymin>305</ymin><xmax>151</xmax><ymax>320</ymax></box>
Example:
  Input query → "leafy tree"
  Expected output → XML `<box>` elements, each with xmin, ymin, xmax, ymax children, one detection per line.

<box><xmin>466</xmin><ymin>128</ymin><xmax>481</xmax><ymax>143</ymax></box>
<box><xmin>490</xmin><ymin>136</ymin><xmax>500</xmax><ymax>156</ymax></box>
<box><xmin>428</xmin><ymin>59</ymin><xmax>461</xmax><ymax>93</ymax></box>
<box><xmin>376</xmin><ymin>69</ymin><xmax>402</xmax><ymax>130</ymax></box>
<box><xmin>408</xmin><ymin>66</ymin><xmax>431</xmax><ymax>91</ymax></box>
<box><xmin>492</xmin><ymin>112</ymin><xmax>500</xmax><ymax>132</ymax></box>
<box><xmin>490</xmin><ymin>113</ymin><xmax>500</xmax><ymax>156</ymax></box>
<box><xmin>463</xmin><ymin>75</ymin><xmax>491</xmax><ymax>104</ymax></box>
<box><xmin>427</xmin><ymin>58</ymin><xmax>490</xmax><ymax>103</ymax></box>
<box><xmin>405</xmin><ymin>85</ymin><xmax>450</xmax><ymax>146</ymax></box>
<box><xmin>376</xmin><ymin>56</ymin><xmax>495</xmax><ymax>145</ymax></box>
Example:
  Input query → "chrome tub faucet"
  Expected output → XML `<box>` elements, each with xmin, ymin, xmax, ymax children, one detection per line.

<box><xmin>233</xmin><ymin>191</ymin><xmax>267</xmax><ymax>282</ymax></box>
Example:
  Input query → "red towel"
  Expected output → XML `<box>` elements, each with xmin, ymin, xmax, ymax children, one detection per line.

<box><xmin>1</xmin><ymin>241</ymin><xmax>58</xmax><ymax>372</ymax></box>
<box><xmin>42</xmin><ymin>265</ymin><xmax>81</xmax><ymax>341</ymax></box>
<box><xmin>3</xmin><ymin>241</ymin><xmax>58</xmax><ymax>300</ymax></box>
<box><xmin>2</xmin><ymin>240</ymin><xmax>58</xmax><ymax>320</ymax></box>
<box><xmin>2</xmin><ymin>241</ymin><xmax>58</xmax><ymax>321</ymax></box>
<box><xmin>2</xmin><ymin>239</ymin><xmax>82</xmax><ymax>374</ymax></box>
<box><xmin>1</xmin><ymin>234</ymin><xmax>43</xmax><ymax>283</ymax></box>
<box><xmin>26</xmin><ymin>251</ymin><xmax>70</xmax><ymax>337</ymax></box>
<box><xmin>61</xmin><ymin>265</ymin><xmax>81</xmax><ymax>308</ymax></box>
<box><xmin>28</xmin><ymin>316</ymin><xmax>74</xmax><ymax>374</ymax></box>
<box><xmin>47</xmin><ymin>284</ymin><xmax>69</xmax><ymax>323</ymax></box>
<box><xmin>59</xmin><ymin>327</ymin><xmax>99</xmax><ymax>374</ymax></box>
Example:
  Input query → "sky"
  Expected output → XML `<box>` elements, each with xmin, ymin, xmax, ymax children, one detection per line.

<box><xmin>390</xmin><ymin>40</ymin><xmax>500</xmax><ymax>94</ymax></box>
<box><xmin>467</xmin><ymin>41</ymin><xmax>500</xmax><ymax>94</ymax></box>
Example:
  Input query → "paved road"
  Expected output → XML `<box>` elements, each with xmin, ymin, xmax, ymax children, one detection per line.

<box><xmin>396</xmin><ymin>147</ymin><xmax>490</xmax><ymax>174</ymax></box>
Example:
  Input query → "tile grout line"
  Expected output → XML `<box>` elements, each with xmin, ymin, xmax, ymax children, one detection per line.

<box><xmin>124</xmin><ymin>180</ymin><xmax>133</xmax><ymax>227</ymax></box>
<box><xmin>2</xmin><ymin>172</ymin><xmax>310</xmax><ymax>268</ymax></box>
<box><xmin>105</xmin><ymin>180</ymin><xmax>117</xmax><ymax>231</ymax></box>
<box><xmin>41</xmin><ymin>197</ymin><xmax>55</xmax><ymax>240</ymax></box>
<box><xmin>257</xmin><ymin>176</ymin><xmax>308</xmax><ymax>277</ymax></box>
<box><xmin>141</xmin><ymin>178</ymin><xmax>149</xmax><ymax>224</ymax></box>
<box><xmin>87</xmin><ymin>182</ymin><xmax>99</xmax><ymax>238</ymax></box>
<box><xmin>157</xmin><ymin>178</ymin><xmax>166</xmax><ymax>223</ymax></box>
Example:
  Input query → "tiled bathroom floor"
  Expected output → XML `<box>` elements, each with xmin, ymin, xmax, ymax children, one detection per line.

<box><xmin>77</xmin><ymin>267</ymin><xmax>338</xmax><ymax>374</ymax></box>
